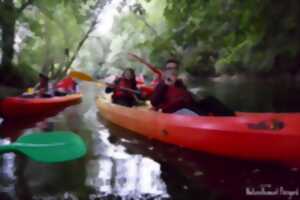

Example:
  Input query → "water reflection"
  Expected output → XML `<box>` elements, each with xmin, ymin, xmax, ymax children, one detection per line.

<box><xmin>0</xmin><ymin>139</ymin><xmax>16</xmax><ymax>200</ymax></box>
<box><xmin>2</xmin><ymin>80</ymin><xmax>300</xmax><ymax>200</ymax></box>
<box><xmin>0</xmin><ymin>108</ymin><xmax>88</xmax><ymax>200</ymax></box>
<box><xmin>191</xmin><ymin>79</ymin><xmax>300</xmax><ymax>112</ymax></box>
<box><xmin>104</xmin><ymin>121</ymin><xmax>300</xmax><ymax>200</ymax></box>
<box><xmin>84</xmin><ymin>106</ymin><xmax>169</xmax><ymax>200</ymax></box>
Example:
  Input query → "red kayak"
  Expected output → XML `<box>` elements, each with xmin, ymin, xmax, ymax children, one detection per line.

<box><xmin>0</xmin><ymin>94</ymin><xmax>82</xmax><ymax>119</ymax></box>
<box><xmin>97</xmin><ymin>95</ymin><xmax>300</xmax><ymax>166</ymax></box>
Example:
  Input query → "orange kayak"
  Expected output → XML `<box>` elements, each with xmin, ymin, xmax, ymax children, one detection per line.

<box><xmin>96</xmin><ymin>95</ymin><xmax>300</xmax><ymax>166</ymax></box>
<box><xmin>0</xmin><ymin>93</ymin><xmax>82</xmax><ymax>119</ymax></box>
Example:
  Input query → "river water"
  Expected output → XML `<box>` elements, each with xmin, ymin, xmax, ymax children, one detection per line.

<box><xmin>1</xmin><ymin>80</ymin><xmax>300</xmax><ymax>200</ymax></box>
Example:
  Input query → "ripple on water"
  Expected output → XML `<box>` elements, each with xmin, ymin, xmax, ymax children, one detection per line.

<box><xmin>0</xmin><ymin>138</ymin><xmax>16</xmax><ymax>199</ymax></box>
<box><xmin>85</xmin><ymin>127</ymin><xmax>169</xmax><ymax>199</ymax></box>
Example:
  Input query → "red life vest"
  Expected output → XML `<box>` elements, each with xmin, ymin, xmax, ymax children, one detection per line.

<box><xmin>151</xmin><ymin>78</ymin><xmax>160</xmax><ymax>86</ymax></box>
<box><xmin>113</xmin><ymin>78</ymin><xmax>135</xmax><ymax>99</ymax></box>
<box><xmin>138</xmin><ymin>85</ymin><xmax>154</xmax><ymax>98</ymax></box>
<box><xmin>136</xmin><ymin>74</ymin><xmax>145</xmax><ymax>85</ymax></box>
<box><xmin>160</xmin><ymin>84</ymin><xmax>194</xmax><ymax>113</ymax></box>
<box><xmin>55</xmin><ymin>77</ymin><xmax>76</xmax><ymax>92</ymax></box>
<box><xmin>151</xmin><ymin>72</ymin><xmax>162</xmax><ymax>86</ymax></box>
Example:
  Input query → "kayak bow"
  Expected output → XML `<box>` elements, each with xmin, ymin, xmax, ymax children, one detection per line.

<box><xmin>0</xmin><ymin>93</ymin><xmax>82</xmax><ymax>119</ymax></box>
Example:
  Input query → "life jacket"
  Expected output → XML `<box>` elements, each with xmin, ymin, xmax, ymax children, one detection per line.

<box><xmin>160</xmin><ymin>84</ymin><xmax>194</xmax><ymax>113</ymax></box>
<box><xmin>138</xmin><ymin>85</ymin><xmax>154</xmax><ymax>99</ymax></box>
<box><xmin>151</xmin><ymin>72</ymin><xmax>163</xmax><ymax>86</ymax></box>
<box><xmin>151</xmin><ymin>78</ymin><xmax>160</xmax><ymax>86</ymax></box>
<box><xmin>136</xmin><ymin>74</ymin><xmax>145</xmax><ymax>85</ymax></box>
<box><xmin>55</xmin><ymin>77</ymin><xmax>76</xmax><ymax>92</ymax></box>
<box><xmin>113</xmin><ymin>78</ymin><xmax>135</xmax><ymax>99</ymax></box>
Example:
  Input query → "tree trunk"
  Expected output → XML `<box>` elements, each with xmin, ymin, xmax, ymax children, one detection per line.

<box><xmin>53</xmin><ymin>14</ymin><xmax>99</xmax><ymax>79</ymax></box>
<box><xmin>0</xmin><ymin>0</ymin><xmax>16</xmax><ymax>73</ymax></box>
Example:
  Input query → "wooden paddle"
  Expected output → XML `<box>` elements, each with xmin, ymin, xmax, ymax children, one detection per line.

<box><xmin>0</xmin><ymin>131</ymin><xmax>87</xmax><ymax>163</ymax></box>
<box><xmin>69</xmin><ymin>71</ymin><xmax>141</xmax><ymax>95</ymax></box>
<box><xmin>97</xmin><ymin>82</ymin><xmax>141</xmax><ymax>95</ymax></box>
<box><xmin>69</xmin><ymin>70</ymin><xmax>94</xmax><ymax>81</ymax></box>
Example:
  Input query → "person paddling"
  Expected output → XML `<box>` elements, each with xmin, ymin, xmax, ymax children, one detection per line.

<box><xmin>105</xmin><ymin>68</ymin><xmax>144</xmax><ymax>107</ymax></box>
<box><xmin>55</xmin><ymin>76</ymin><xmax>79</xmax><ymax>96</ymax></box>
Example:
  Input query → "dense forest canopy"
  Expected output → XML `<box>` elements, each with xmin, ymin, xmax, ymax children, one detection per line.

<box><xmin>104</xmin><ymin>0</ymin><xmax>300</xmax><ymax>77</ymax></box>
<box><xmin>0</xmin><ymin>0</ymin><xmax>108</xmax><ymax>86</ymax></box>
<box><xmin>0</xmin><ymin>0</ymin><xmax>300</xmax><ymax>87</ymax></box>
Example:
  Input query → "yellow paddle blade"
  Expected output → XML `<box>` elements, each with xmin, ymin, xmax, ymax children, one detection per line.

<box><xmin>69</xmin><ymin>71</ymin><xmax>94</xmax><ymax>81</ymax></box>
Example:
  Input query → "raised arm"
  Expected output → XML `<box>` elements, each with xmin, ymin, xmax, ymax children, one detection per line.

<box><xmin>128</xmin><ymin>53</ymin><xmax>162</xmax><ymax>78</ymax></box>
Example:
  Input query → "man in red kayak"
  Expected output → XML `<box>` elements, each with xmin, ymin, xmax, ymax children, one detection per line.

<box><xmin>105</xmin><ymin>68</ymin><xmax>144</xmax><ymax>107</ymax></box>
<box><xmin>150</xmin><ymin>64</ymin><xmax>197</xmax><ymax>113</ymax></box>
<box><xmin>150</xmin><ymin>61</ymin><xmax>235</xmax><ymax>116</ymax></box>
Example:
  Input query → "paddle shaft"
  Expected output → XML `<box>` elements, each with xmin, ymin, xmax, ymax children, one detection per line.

<box><xmin>106</xmin><ymin>83</ymin><xmax>141</xmax><ymax>95</ymax></box>
<box><xmin>69</xmin><ymin>71</ymin><xmax>141</xmax><ymax>95</ymax></box>
<box><xmin>0</xmin><ymin>142</ymin><xmax>66</xmax><ymax>153</ymax></box>
<box><xmin>97</xmin><ymin>81</ymin><xmax>141</xmax><ymax>95</ymax></box>
<box><xmin>0</xmin><ymin>142</ymin><xmax>58</xmax><ymax>153</ymax></box>
<box><xmin>0</xmin><ymin>144</ymin><xmax>17</xmax><ymax>153</ymax></box>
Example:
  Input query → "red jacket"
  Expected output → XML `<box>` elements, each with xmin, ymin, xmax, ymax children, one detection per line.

<box><xmin>113</xmin><ymin>78</ymin><xmax>136</xmax><ymax>99</ymax></box>
<box><xmin>105</xmin><ymin>78</ymin><xmax>138</xmax><ymax>101</ymax></box>
<box><xmin>150</xmin><ymin>80</ymin><xmax>194</xmax><ymax>113</ymax></box>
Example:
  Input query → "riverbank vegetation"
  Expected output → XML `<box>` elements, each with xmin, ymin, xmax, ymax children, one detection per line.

<box><xmin>105</xmin><ymin>0</ymin><xmax>300</xmax><ymax>77</ymax></box>
<box><xmin>1</xmin><ymin>0</ymin><xmax>299</xmax><ymax>87</ymax></box>
<box><xmin>0</xmin><ymin>0</ymin><xmax>106</xmax><ymax>87</ymax></box>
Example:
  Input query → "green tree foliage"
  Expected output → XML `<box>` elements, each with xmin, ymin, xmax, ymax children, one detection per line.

<box><xmin>163</xmin><ymin>0</ymin><xmax>300</xmax><ymax>75</ymax></box>
<box><xmin>107</xmin><ymin>0</ymin><xmax>300</xmax><ymax>77</ymax></box>
<box><xmin>1</xmin><ymin>0</ymin><xmax>300</xmax><ymax>86</ymax></box>
<box><xmin>92</xmin><ymin>0</ymin><xmax>169</xmax><ymax>77</ymax></box>
<box><xmin>0</xmin><ymin>0</ymin><xmax>107</xmax><ymax>86</ymax></box>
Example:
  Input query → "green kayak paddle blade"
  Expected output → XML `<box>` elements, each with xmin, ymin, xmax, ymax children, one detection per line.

<box><xmin>0</xmin><ymin>131</ymin><xmax>87</xmax><ymax>163</ymax></box>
